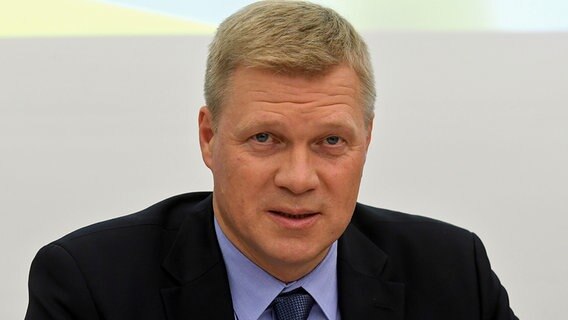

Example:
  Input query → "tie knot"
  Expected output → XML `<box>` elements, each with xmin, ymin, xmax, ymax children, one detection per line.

<box><xmin>272</xmin><ymin>288</ymin><xmax>315</xmax><ymax>320</ymax></box>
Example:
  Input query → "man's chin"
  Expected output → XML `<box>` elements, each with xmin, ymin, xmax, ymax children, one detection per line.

<box><xmin>254</xmin><ymin>244</ymin><xmax>331</xmax><ymax>279</ymax></box>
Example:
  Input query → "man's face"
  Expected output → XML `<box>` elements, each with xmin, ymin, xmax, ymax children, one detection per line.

<box><xmin>199</xmin><ymin>64</ymin><xmax>372</xmax><ymax>281</ymax></box>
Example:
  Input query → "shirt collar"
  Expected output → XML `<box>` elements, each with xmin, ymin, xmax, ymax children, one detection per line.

<box><xmin>214</xmin><ymin>217</ymin><xmax>338</xmax><ymax>320</ymax></box>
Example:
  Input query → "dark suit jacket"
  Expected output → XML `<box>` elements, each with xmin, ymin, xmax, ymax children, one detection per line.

<box><xmin>25</xmin><ymin>192</ymin><xmax>517</xmax><ymax>319</ymax></box>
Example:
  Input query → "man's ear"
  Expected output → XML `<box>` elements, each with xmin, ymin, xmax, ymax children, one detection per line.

<box><xmin>198</xmin><ymin>106</ymin><xmax>215</xmax><ymax>169</ymax></box>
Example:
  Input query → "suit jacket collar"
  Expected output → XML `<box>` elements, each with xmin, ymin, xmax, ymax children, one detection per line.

<box><xmin>160</xmin><ymin>194</ymin><xmax>234</xmax><ymax>319</ymax></box>
<box><xmin>337</xmin><ymin>222</ymin><xmax>405</xmax><ymax>319</ymax></box>
<box><xmin>160</xmin><ymin>195</ymin><xmax>405</xmax><ymax>319</ymax></box>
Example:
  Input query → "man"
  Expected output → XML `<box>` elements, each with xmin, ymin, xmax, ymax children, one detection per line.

<box><xmin>26</xmin><ymin>1</ymin><xmax>517</xmax><ymax>319</ymax></box>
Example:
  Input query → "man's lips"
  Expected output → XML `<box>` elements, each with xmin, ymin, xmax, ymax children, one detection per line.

<box><xmin>267</xmin><ymin>209</ymin><xmax>320</xmax><ymax>229</ymax></box>
<box><xmin>268</xmin><ymin>210</ymin><xmax>319</xmax><ymax>219</ymax></box>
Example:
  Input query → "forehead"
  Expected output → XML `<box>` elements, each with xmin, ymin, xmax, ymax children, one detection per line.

<box><xmin>223</xmin><ymin>65</ymin><xmax>364</xmax><ymax>121</ymax></box>
<box><xmin>230</xmin><ymin>64</ymin><xmax>358</xmax><ymax>91</ymax></box>
<box><xmin>217</xmin><ymin>65</ymin><xmax>367</xmax><ymax>135</ymax></box>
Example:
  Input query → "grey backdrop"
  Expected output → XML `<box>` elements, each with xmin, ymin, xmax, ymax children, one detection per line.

<box><xmin>1</xmin><ymin>32</ymin><xmax>567</xmax><ymax>319</ymax></box>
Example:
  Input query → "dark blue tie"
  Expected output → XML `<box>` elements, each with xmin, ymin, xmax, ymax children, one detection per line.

<box><xmin>272</xmin><ymin>288</ymin><xmax>315</xmax><ymax>320</ymax></box>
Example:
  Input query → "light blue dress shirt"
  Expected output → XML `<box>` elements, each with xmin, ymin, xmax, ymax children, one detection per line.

<box><xmin>214</xmin><ymin>217</ymin><xmax>340</xmax><ymax>320</ymax></box>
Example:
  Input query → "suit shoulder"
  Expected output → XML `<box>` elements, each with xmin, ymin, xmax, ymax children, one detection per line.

<box><xmin>352</xmin><ymin>202</ymin><xmax>473</xmax><ymax>242</ymax></box>
<box><xmin>354</xmin><ymin>202</ymin><xmax>470</xmax><ymax>229</ymax></box>
<box><xmin>53</xmin><ymin>192</ymin><xmax>212</xmax><ymax>246</ymax></box>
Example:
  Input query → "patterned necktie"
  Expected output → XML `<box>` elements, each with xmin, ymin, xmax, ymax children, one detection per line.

<box><xmin>272</xmin><ymin>288</ymin><xmax>315</xmax><ymax>320</ymax></box>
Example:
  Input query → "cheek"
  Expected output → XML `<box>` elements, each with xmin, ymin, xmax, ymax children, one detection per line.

<box><xmin>213</xmin><ymin>146</ymin><xmax>245</xmax><ymax>177</ymax></box>
<box><xmin>216</xmin><ymin>153</ymin><xmax>273</xmax><ymax>202</ymax></box>
<box><xmin>323</xmin><ymin>156</ymin><xmax>365</xmax><ymax>188</ymax></box>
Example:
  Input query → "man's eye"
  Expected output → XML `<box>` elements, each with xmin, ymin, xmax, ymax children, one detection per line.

<box><xmin>252</xmin><ymin>132</ymin><xmax>271</xmax><ymax>143</ymax></box>
<box><xmin>324</xmin><ymin>135</ymin><xmax>342</xmax><ymax>145</ymax></box>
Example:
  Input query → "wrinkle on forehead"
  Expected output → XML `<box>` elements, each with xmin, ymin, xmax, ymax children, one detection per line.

<box><xmin>243</xmin><ymin>82</ymin><xmax>358</xmax><ymax>101</ymax></box>
<box><xmin>241</xmin><ymin>88</ymin><xmax>360</xmax><ymax>117</ymax></box>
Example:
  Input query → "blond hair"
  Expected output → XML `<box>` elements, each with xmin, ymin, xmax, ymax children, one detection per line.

<box><xmin>205</xmin><ymin>0</ymin><xmax>375</xmax><ymax>127</ymax></box>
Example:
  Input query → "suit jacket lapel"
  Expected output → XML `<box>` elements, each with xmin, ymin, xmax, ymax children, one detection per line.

<box><xmin>160</xmin><ymin>195</ymin><xmax>234</xmax><ymax>320</ymax></box>
<box><xmin>338</xmin><ymin>223</ymin><xmax>405</xmax><ymax>320</ymax></box>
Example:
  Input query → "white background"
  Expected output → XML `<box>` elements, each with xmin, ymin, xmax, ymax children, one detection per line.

<box><xmin>1</xmin><ymin>32</ymin><xmax>567</xmax><ymax>319</ymax></box>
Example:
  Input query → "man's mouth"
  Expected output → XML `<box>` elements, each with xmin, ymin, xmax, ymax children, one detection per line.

<box><xmin>269</xmin><ymin>210</ymin><xmax>318</xmax><ymax>219</ymax></box>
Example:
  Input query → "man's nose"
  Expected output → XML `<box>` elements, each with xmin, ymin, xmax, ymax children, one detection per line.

<box><xmin>274</xmin><ymin>147</ymin><xmax>319</xmax><ymax>194</ymax></box>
